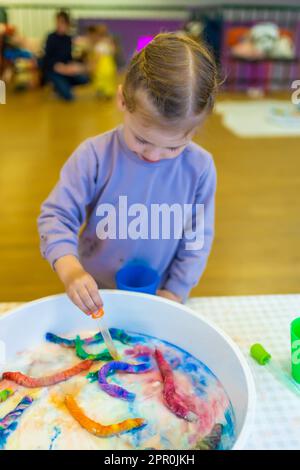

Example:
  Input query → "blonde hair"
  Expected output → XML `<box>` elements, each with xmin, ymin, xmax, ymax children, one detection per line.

<box><xmin>123</xmin><ymin>32</ymin><xmax>219</xmax><ymax>130</ymax></box>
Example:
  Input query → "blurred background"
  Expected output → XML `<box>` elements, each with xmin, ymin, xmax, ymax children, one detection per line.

<box><xmin>0</xmin><ymin>0</ymin><xmax>300</xmax><ymax>301</ymax></box>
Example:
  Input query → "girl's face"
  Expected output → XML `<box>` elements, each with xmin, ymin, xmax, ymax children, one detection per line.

<box><xmin>117</xmin><ymin>86</ymin><xmax>196</xmax><ymax>163</ymax></box>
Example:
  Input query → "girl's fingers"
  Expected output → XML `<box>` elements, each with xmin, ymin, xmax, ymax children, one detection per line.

<box><xmin>69</xmin><ymin>291</ymin><xmax>90</xmax><ymax>315</ymax></box>
<box><xmin>157</xmin><ymin>289</ymin><xmax>182</xmax><ymax>303</ymax></box>
<box><xmin>87</xmin><ymin>283</ymin><xmax>103</xmax><ymax>310</ymax></box>
<box><xmin>78</xmin><ymin>286</ymin><xmax>99</xmax><ymax>314</ymax></box>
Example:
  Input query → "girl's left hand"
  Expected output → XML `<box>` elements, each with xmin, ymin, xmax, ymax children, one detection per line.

<box><xmin>156</xmin><ymin>289</ymin><xmax>182</xmax><ymax>303</ymax></box>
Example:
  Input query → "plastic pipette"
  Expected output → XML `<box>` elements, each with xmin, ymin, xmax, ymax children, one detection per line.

<box><xmin>92</xmin><ymin>308</ymin><xmax>120</xmax><ymax>360</ymax></box>
<box><xmin>250</xmin><ymin>343</ymin><xmax>300</xmax><ymax>397</ymax></box>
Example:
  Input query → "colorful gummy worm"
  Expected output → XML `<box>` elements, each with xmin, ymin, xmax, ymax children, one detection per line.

<box><xmin>0</xmin><ymin>396</ymin><xmax>33</xmax><ymax>449</ymax></box>
<box><xmin>154</xmin><ymin>349</ymin><xmax>197</xmax><ymax>422</ymax></box>
<box><xmin>86</xmin><ymin>371</ymin><xmax>99</xmax><ymax>383</ymax></box>
<box><xmin>109</xmin><ymin>329</ymin><xmax>140</xmax><ymax>345</ymax></box>
<box><xmin>45</xmin><ymin>332</ymin><xmax>103</xmax><ymax>348</ymax></box>
<box><xmin>45</xmin><ymin>328</ymin><xmax>139</xmax><ymax>348</ymax></box>
<box><xmin>0</xmin><ymin>389</ymin><xmax>14</xmax><ymax>403</ymax></box>
<box><xmin>75</xmin><ymin>337</ymin><xmax>113</xmax><ymax>361</ymax></box>
<box><xmin>86</xmin><ymin>369</ymin><xmax>117</xmax><ymax>383</ymax></box>
<box><xmin>125</xmin><ymin>344</ymin><xmax>154</xmax><ymax>359</ymax></box>
<box><xmin>64</xmin><ymin>395</ymin><xmax>146</xmax><ymax>437</ymax></box>
<box><xmin>193</xmin><ymin>424</ymin><xmax>223</xmax><ymax>450</ymax></box>
<box><xmin>2</xmin><ymin>360</ymin><xmax>93</xmax><ymax>388</ymax></box>
<box><xmin>97</xmin><ymin>361</ymin><xmax>152</xmax><ymax>401</ymax></box>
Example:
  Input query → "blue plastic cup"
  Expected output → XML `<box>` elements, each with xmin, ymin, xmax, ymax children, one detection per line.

<box><xmin>115</xmin><ymin>264</ymin><xmax>160</xmax><ymax>295</ymax></box>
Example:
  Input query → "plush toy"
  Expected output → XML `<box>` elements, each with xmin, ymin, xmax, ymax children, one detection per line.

<box><xmin>250</xmin><ymin>23</ymin><xmax>279</xmax><ymax>55</ymax></box>
<box><xmin>231</xmin><ymin>39</ymin><xmax>264</xmax><ymax>60</ymax></box>
<box><xmin>270</xmin><ymin>36</ymin><xmax>295</xmax><ymax>59</ymax></box>
<box><xmin>230</xmin><ymin>22</ymin><xmax>295</xmax><ymax>60</ymax></box>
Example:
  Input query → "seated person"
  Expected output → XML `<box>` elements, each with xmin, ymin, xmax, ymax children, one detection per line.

<box><xmin>43</xmin><ymin>10</ymin><xmax>88</xmax><ymax>101</ymax></box>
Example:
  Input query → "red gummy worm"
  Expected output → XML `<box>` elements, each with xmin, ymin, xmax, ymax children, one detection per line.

<box><xmin>154</xmin><ymin>349</ymin><xmax>197</xmax><ymax>422</ymax></box>
<box><xmin>2</xmin><ymin>360</ymin><xmax>93</xmax><ymax>388</ymax></box>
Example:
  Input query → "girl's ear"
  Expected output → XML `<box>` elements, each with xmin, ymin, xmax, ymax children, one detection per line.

<box><xmin>116</xmin><ymin>84</ymin><xmax>126</xmax><ymax>111</ymax></box>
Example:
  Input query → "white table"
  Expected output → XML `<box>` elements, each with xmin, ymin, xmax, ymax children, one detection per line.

<box><xmin>2</xmin><ymin>294</ymin><xmax>300</xmax><ymax>450</ymax></box>
<box><xmin>187</xmin><ymin>294</ymin><xmax>300</xmax><ymax>450</ymax></box>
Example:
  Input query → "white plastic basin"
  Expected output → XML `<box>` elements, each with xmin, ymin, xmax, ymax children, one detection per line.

<box><xmin>0</xmin><ymin>290</ymin><xmax>255</xmax><ymax>449</ymax></box>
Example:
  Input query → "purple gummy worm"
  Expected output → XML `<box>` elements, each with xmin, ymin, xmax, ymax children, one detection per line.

<box><xmin>0</xmin><ymin>396</ymin><xmax>33</xmax><ymax>450</ymax></box>
<box><xmin>0</xmin><ymin>396</ymin><xmax>33</xmax><ymax>430</ymax></box>
<box><xmin>97</xmin><ymin>361</ymin><xmax>152</xmax><ymax>401</ymax></box>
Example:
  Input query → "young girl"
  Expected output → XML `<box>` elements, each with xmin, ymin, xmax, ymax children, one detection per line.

<box><xmin>86</xmin><ymin>24</ymin><xmax>117</xmax><ymax>99</ymax></box>
<box><xmin>38</xmin><ymin>32</ymin><xmax>218</xmax><ymax>315</ymax></box>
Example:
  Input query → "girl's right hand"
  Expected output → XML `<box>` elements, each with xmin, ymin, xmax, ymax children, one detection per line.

<box><xmin>54</xmin><ymin>255</ymin><xmax>103</xmax><ymax>315</ymax></box>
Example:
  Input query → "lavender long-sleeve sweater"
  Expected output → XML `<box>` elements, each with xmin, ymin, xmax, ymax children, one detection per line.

<box><xmin>38</xmin><ymin>125</ymin><xmax>217</xmax><ymax>302</ymax></box>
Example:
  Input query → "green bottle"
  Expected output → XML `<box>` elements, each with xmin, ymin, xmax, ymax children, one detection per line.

<box><xmin>291</xmin><ymin>318</ymin><xmax>300</xmax><ymax>384</ymax></box>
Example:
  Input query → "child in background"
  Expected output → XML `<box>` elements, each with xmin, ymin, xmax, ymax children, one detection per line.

<box><xmin>86</xmin><ymin>24</ymin><xmax>117</xmax><ymax>99</ymax></box>
<box><xmin>38</xmin><ymin>33</ymin><xmax>218</xmax><ymax>315</ymax></box>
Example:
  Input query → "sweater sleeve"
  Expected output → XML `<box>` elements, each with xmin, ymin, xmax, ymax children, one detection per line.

<box><xmin>44</xmin><ymin>33</ymin><xmax>56</xmax><ymax>72</ymax></box>
<box><xmin>37</xmin><ymin>139</ymin><xmax>99</xmax><ymax>269</ymax></box>
<box><xmin>163</xmin><ymin>157</ymin><xmax>217</xmax><ymax>303</ymax></box>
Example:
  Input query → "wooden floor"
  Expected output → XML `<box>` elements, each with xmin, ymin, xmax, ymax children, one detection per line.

<box><xmin>0</xmin><ymin>87</ymin><xmax>299</xmax><ymax>301</ymax></box>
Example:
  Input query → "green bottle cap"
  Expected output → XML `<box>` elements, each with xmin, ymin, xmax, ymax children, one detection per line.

<box><xmin>250</xmin><ymin>343</ymin><xmax>271</xmax><ymax>365</ymax></box>
<box><xmin>291</xmin><ymin>318</ymin><xmax>300</xmax><ymax>384</ymax></box>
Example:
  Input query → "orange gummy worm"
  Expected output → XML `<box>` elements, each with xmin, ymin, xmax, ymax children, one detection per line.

<box><xmin>64</xmin><ymin>395</ymin><xmax>146</xmax><ymax>437</ymax></box>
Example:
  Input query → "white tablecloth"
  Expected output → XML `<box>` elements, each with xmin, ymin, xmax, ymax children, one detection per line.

<box><xmin>187</xmin><ymin>294</ymin><xmax>300</xmax><ymax>450</ymax></box>
<box><xmin>2</xmin><ymin>294</ymin><xmax>300</xmax><ymax>450</ymax></box>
